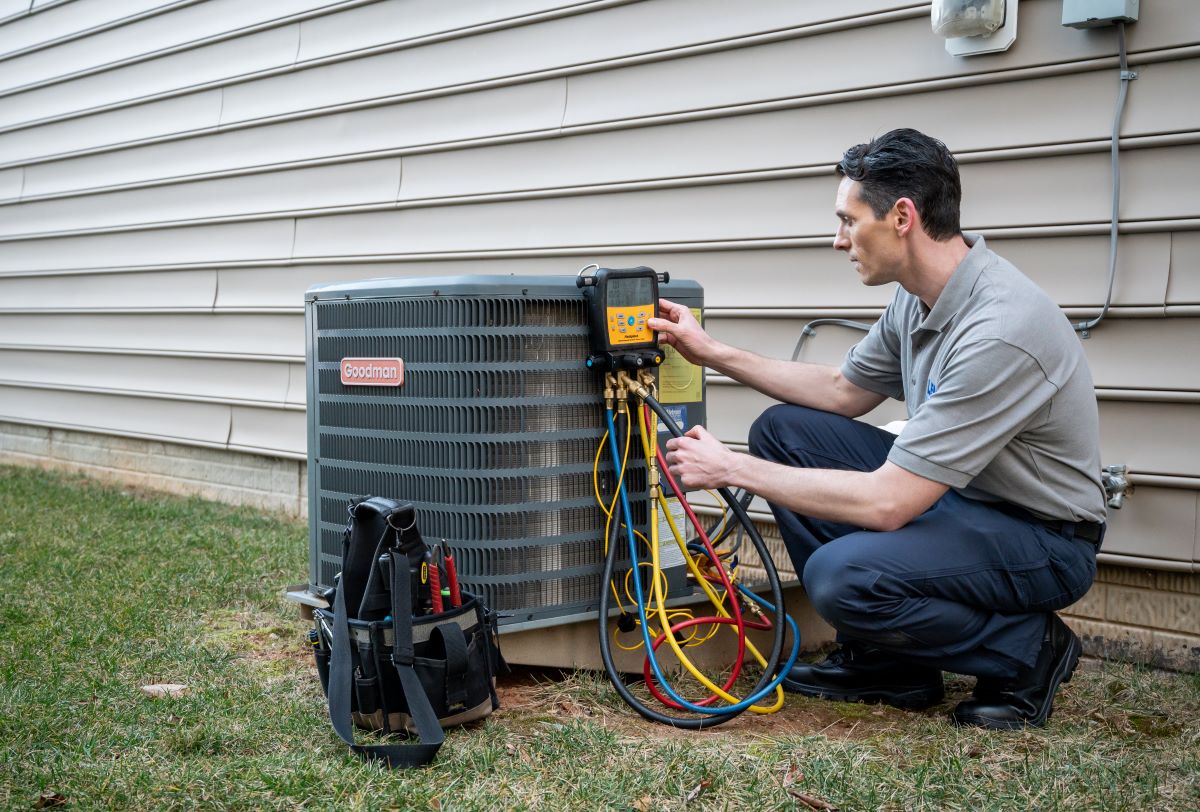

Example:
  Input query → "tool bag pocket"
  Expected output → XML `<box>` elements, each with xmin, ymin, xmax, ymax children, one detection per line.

<box><xmin>311</xmin><ymin>495</ymin><xmax>502</xmax><ymax>768</ymax></box>
<box><xmin>313</xmin><ymin>593</ymin><xmax>500</xmax><ymax>737</ymax></box>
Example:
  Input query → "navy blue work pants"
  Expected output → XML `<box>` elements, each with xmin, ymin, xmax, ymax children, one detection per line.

<box><xmin>748</xmin><ymin>404</ymin><xmax>1099</xmax><ymax>680</ymax></box>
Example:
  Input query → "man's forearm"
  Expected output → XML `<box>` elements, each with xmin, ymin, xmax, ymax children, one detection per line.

<box><xmin>651</xmin><ymin>299</ymin><xmax>883</xmax><ymax>417</ymax></box>
<box><xmin>704</xmin><ymin>343</ymin><xmax>874</xmax><ymax>418</ymax></box>
<box><xmin>663</xmin><ymin>425</ymin><xmax>950</xmax><ymax>530</ymax></box>
<box><xmin>725</xmin><ymin>452</ymin><xmax>896</xmax><ymax>530</ymax></box>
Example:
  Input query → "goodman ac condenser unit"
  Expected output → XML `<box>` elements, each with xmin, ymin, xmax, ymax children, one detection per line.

<box><xmin>303</xmin><ymin>275</ymin><xmax>706</xmax><ymax>629</ymax></box>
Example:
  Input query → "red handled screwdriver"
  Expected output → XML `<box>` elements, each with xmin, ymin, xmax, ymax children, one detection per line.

<box><xmin>442</xmin><ymin>543</ymin><xmax>462</xmax><ymax>608</ymax></box>
<box><xmin>425</xmin><ymin>548</ymin><xmax>443</xmax><ymax>614</ymax></box>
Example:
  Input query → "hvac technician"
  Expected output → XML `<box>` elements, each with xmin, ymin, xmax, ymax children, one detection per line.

<box><xmin>651</xmin><ymin>128</ymin><xmax>1107</xmax><ymax>730</ymax></box>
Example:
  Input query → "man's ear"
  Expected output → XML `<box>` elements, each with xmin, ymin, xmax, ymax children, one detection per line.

<box><xmin>892</xmin><ymin>197</ymin><xmax>919</xmax><ymax>238</ymax></box>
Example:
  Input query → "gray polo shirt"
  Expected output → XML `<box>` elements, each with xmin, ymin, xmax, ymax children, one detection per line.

<box><xmin>841</xmin><ymin>234</ymin><xmax>1107</xmax><ymax>524</ymax></box>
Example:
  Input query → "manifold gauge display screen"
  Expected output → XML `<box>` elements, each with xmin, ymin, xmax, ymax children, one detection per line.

<box><xmin>605</xmin><ymin>276</ymin><xmax>655</xmax><ymax>347</ymax></box>
<box><xmin>607</xmin><ymin>276</ymin><xmax>653</xmax><ymax>308</ymax></box>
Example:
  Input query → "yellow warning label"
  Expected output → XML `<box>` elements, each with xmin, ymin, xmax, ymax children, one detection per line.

<box><xmin>658</xmin><ymin>307</ymin><xmax>703</xmax><ymax>404</ymax></box>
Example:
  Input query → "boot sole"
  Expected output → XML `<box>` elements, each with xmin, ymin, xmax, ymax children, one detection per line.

<box><xmin>782</xmin><ymin>680</ymin><xmax>944</xmax><ymax>711</ymax></box>
<box><xmin>951</xmin><ymin>632</ymin><xmax>1082</xmax><ymax>731</ymax></box>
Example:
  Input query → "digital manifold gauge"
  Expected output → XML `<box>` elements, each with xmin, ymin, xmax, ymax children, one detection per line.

<box><xmin>577</xmin><ymin>265</ymin><xmax>669</xmax><ymax>372</ymax></box>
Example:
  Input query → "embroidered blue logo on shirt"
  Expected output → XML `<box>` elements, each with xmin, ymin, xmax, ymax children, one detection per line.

<box><xmin>926</xmin><ymin>379</ymin><xmax>938</xmax><ymax>397</ymax></box>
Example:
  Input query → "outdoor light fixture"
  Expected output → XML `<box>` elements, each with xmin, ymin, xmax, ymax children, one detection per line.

<box><xmin>933</xmin><ymin>0</ymin><xmax>1018</xmax><ymax>57</ymax></box>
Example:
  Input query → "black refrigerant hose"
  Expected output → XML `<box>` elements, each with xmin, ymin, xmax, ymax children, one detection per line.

<box><xmin>596</xmin><ymin>395</ymin><xmax>790</xmax><ymax>728</ymax></box>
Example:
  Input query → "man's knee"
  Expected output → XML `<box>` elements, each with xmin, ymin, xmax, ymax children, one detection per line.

<box><xmin>802</xmin><ymin>538</ymin><xmax>888</xmax><ymax>627</ymax></box>
<box><xmin>748</xmin><ymin>404</ymin><xmax>825</xmax><ymax>461</ymax></box>
<box><xmin>748</xmin><ymin>404</ymin><xmax>783</xmax><ymax>460</ymax></box>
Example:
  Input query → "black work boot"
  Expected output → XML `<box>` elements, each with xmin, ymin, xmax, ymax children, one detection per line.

<box><xmin>951</xmin><ymin>614</ymin><xmax>1081</xmax><ymax>730</ymax></box>
<box><xmin>782</xmin><ymin>642</ymin><xmax>944</xmax><ymax>710</ymax></box>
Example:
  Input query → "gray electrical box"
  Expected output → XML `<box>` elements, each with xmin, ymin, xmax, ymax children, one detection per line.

<box><xmin>1062</xmin><ymin>0</ymin><xmax>1138</xmax><ymax>29</ymax></box>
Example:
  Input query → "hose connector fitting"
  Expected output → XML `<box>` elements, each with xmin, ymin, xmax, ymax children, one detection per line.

<box><xmin>618</xmin><ymin>369</ymin><xmax>650</xmax><ymax>400</ymax></box>
<box><xmin>638</xmin><ymin>368</ymin><xmax>657</xmax><ymax>397</ymax></box>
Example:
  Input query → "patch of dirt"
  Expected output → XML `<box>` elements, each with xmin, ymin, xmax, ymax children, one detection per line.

<box><xmin>492</xmin><ymin>665</ymin><xmax>968</xmax><ymax>740</ymax></box>
<box><xmin>494</xmin><ymin>673</ymin><xmax>551</xmax><ymax>713</ymax></box>
<box><xmin>204</xmin><ymin>610</ymin><xmax>311</xmax><ymax>668</ymax></box>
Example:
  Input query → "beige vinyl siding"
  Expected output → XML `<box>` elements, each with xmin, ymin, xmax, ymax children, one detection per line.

<box><xmin>0</xmin><ymin>0</ymin><xmax>1196</xmax><ymax>571</ymax></box>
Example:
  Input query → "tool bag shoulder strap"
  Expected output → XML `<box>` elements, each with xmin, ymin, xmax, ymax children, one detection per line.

<box><xmin>349</xmin><ymin>496</ymin><xmax>425</xmax><ymax>621</ymax></box>
<box><xmin>328</xmin><ymin>545</ymin><xmax>444</xmax><ymax>768</ymax></box>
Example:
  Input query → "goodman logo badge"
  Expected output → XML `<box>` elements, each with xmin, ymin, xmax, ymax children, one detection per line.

<box><xmin>340</xmin><ymin>357</ymin><xmax>405</xmax><ymax>387</ymax></box>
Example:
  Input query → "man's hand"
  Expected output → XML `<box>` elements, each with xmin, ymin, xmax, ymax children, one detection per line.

<box><xmin>648</xmin><ymin>298</ymin><xmax>717</xmax><ymax>367</ymax></box>
<box><xmin>664</xmin><ymin>425</ymin><xmax>740</xmax><ymax>490</ymax></box>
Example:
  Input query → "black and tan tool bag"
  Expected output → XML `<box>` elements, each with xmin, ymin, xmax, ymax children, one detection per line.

<box><xmin>311</xmin><ymin>496</ymin><xmax>501</xmax><ymax>768</ymax></box>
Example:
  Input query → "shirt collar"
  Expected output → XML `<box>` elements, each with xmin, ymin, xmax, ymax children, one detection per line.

<box><xmin>915</xmin><ymin>232</ymin><xmax>988</xmax><ymax>334</ymax></box>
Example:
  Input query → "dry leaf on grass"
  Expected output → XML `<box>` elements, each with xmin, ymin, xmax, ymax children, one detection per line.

<box><xmin>684</xmin><ymin>780</ymin><xmax>711</xmax><ymax>803</ymax></box>
<box><xmin>778</xmin><ymin>762</ymin><xmax>837</xmax><ymax>810</ymax></box>
<box><xmin>33</xmin><ymin>793</ymin><xmax>67</xmax><ymax>809</ymax></box>
<box><xmin>786</xmin><ymin>788</ymin><xmax>839</xmax><ymax>811</ymax></box>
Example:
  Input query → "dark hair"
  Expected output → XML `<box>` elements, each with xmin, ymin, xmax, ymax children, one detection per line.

<box><xmin>836</xmin><ymin>128</ymin><xmax>962</xmax><ymax>241</ymax></box>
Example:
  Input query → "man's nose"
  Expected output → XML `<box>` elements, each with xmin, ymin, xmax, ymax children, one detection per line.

<box><xmin>833</xmin><ymin>224</ymin><xmax>850</xmax><ymax>251</ymax></box>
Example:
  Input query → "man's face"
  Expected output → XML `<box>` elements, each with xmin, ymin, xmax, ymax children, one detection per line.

<box><xmin>833</xmin><ymin>177</ymin><xmax>901</xmax><ymax>286</ymax></box>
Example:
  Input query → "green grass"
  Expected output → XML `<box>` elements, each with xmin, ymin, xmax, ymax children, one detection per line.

<box><xmin>1</xmin><ymin>464</ymin><xmax>1198</xmax><ymax>811</ymax></box>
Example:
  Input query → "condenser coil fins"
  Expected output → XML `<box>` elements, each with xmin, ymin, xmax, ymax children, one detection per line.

<box><xmin>305</xmin><ymin>275</ymin><xmax>705</xmax><ymax>626</ymax></box>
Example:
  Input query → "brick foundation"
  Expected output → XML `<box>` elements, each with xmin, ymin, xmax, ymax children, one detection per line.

<box><xmin>1063</xmin><ymin>565</ymin><xmax>1200</xmax><ymax>672</ymax></box>
<box><xmin>0</xmin><ymin>421</ymin><xmax>306</xmax><ymax>517</ymax></box>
